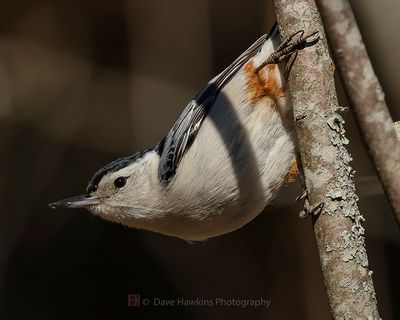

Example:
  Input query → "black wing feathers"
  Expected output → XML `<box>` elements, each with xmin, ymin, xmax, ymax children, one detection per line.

<box><xmin>158</xmin><ymin>33</ymin><xmax>269</xmax><ymax>185</ymax></box>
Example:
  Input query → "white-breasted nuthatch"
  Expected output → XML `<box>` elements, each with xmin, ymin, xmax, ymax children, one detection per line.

<box><xmin>50</xmin><ymin>23</ymin><xmax>317</xmax><ymax>241</ymax></box>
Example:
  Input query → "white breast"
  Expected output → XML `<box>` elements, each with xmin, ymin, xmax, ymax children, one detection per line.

<box><xmin>152</xmin><ymin>38</ymin><xmax>297</xmax><ymax>241</ymax></box>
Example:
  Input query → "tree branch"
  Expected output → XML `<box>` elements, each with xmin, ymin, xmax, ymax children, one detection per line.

<box><xmin>395</xmin><ymin>121</ymin><xmax>400</xmax><ymax>140</ymax></box>
<box><xmin>315</xmin><ymin>0</ymin><xmax>400</xmax><ymax>229</ymax></box>
<box><xmin>273</xmin><ymin>0</ymin><xmax>380</xmax><ymax>318</ymax></box>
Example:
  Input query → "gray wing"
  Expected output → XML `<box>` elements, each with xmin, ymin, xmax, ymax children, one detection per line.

<box><xmin>157</xmin><ymin>33</ymin><xmax>269</xmax><ymax>185</ymax></box>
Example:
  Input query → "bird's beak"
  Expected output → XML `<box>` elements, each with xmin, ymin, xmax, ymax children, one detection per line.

<box><xmin>49</xmin><ymin>195</ymin><xmax>99</xmax><ymax>209</ymax></box>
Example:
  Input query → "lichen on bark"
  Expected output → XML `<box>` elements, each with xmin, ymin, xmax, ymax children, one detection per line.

<box><xmin>273</xmin><ymin>0</ymin><xmax>381</xmax><ymax>318</ymax></box>
<box><xmin>317</xmin><ymin>0</ymin><xmax>400</xmax><ymax>228</ymax></box>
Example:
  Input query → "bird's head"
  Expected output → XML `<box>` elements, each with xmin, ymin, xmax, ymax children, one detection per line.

<box><xmin>49</xmin><ymin>149</ymin><xmax>159</xmax><ymax>224</ymax></box>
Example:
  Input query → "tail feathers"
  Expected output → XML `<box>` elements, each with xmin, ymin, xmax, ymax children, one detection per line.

<box><xmin>211</xmin><ymin>33</ymin><xmax>268</xmax><ymax>90</ymax></box>
<box><xmin>252</xmin><ymin>23</ymin><xmax>281</xmax><ymax>68</ymax></box>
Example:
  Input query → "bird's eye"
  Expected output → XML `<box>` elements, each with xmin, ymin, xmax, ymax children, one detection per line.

<box><xmin>114</xmin><ymin>176</ymin><xmax>127</xmax><ymax>189</ymax></box>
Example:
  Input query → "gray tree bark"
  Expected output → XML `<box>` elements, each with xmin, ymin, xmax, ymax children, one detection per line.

<box><xmin>273</xmin><ymin>0</ymin><xmax>381</xmax><ymax>318</ymax></box>
<box><xmin>316</xmin><ymin>0</ymin><xmax>400</xmax><ymax>229</ymax></box>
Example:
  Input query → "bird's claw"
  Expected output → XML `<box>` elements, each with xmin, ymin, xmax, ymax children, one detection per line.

<box><xmin>296</xmin><ymin>189</ymin><xmax>324</xmax><ymax>218</ymax></box>
<box><xmin>255</xmin><ymin>29</ymin><xmax>320</xmax><ymax>73</ymax></box>
<box><xmin>295</xmin><ymin>189</ymin><xmax>307</xmax><ymax>202</ymax></box>
<box><xmin>299</xmin><ymin>200</ymin><xmax>324</xmax><ymax>219</ymax></box>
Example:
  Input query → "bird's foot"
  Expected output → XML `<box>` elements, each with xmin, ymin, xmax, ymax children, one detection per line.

<box><xmin>295</xmin><ymin>189</ymin><xmax>324</xmax><ymax>218</ymax></box>
<box><xmin>255</xmin><ymin>29</ymin><xmax>319</xmax><ymax>73</ymax></box>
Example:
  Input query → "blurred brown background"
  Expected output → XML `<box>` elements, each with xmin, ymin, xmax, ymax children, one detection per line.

<box><xmin>0</xmin><ymin>0</ymin><xmax>399</xmax><ymax>319</ymax></box>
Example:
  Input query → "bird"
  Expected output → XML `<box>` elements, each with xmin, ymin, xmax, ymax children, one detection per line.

<box><xmin>50</xmin><ymin>23</ymin><xmax>317</xmax><ymax>241</ymax></box>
